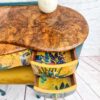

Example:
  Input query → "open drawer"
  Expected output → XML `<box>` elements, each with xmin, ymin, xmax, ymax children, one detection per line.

<box><xmin>34</xmin><ymin>74</ymin><xmax>77</xmax><ymax>98</ymax></box>
<box><xmin>0</xmin><ymin>49</ymin><xmax>31</xmax><ymax>70</ymax></box>
<box><xmin>31</xmin><ymin>49</ymin><xmax>78</xmax><ymax>77</ymax></box>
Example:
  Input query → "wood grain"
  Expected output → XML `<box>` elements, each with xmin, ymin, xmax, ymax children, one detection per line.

<box><xmin>59</xmin><ymin>0</ymin><xmax>100</xmax><ymax>56</ymax></box>
<box><xmin>0</xmin><ymin>44</ymin><xmax>26</xmax><ymax>55</ymax></box>
<box><xmin>0</xmin><ymin>5</ymin><xmax>89</xmax><ymax>52</ymax></box>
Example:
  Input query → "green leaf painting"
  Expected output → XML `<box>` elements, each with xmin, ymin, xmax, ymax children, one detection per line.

<box><xmin>55</xmin><ymin>83</ymin><xmax>69</xmax><ymax>90</ymax></box>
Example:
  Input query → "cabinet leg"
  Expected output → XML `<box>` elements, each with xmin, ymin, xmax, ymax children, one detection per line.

<box><xmin>36</xmin><ymin>94</ymin><xmax>41</xmax><ymax>99</ymax></box>
<box><xmin>0</xmin><ymin>89</ymin><xmax>6</xmax><ymax>96</ymax></box>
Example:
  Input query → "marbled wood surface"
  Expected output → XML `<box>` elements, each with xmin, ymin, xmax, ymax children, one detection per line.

<box><xmin>58</xmin><ymin>0</ymin><xmax>100</xmax><ymax>56</ymax></box>
<box><xmin>0</xmin><ymin>0</ymin><xmax>99</xmax><ymax>55</ymax></box>
<box><xmin>0</xmin><ymin>44</ymin><xmax>25</xmax><ymax>55</ymax></box>
<box><xmin>0</xmin><ymin>5</ymin><xmax>88</xmax><ymax>52</ymax></box>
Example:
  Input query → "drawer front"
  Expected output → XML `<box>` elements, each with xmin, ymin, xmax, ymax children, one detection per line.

<box><xmin>31</xmin><ymin>49</ymin><xmax>78</xmax><ymax>77</ymax></box>
<box><xmin>34</xmin><ymin>74</ymin><xmax>76</xmax><ymax>95</ymax></box>
<box><xmin>31</xmin><ymin>60</ymin><xmax>78</xmax><ymax>77</ymax></box>
<box><xmin>0</xmin><ymin>50</ymin><xmax>31</xmax><ymax>70</ymax></box>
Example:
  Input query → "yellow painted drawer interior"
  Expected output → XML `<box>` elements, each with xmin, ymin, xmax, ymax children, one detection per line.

<box><xmin>31</xmin><ymin>49</ymin><xmax>78</xmax><ymax>77</ymax></box>
<box><xmin>34</xmin><ymin>74</ymin><xmax>76</xmax><ymax>94</ymax></box>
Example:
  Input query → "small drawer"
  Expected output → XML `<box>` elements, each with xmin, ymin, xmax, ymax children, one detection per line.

<box><xmin>31</xmin><ymin>49</ymin><xmax>78</xmax><ymax>77</ymax></box>
<box><xmin>0</xmin><ymin>50</ymin><xmax>32</xmax><ymax>70</ymax></box>
<box><xmin>34</xmin><ymin>74</ymin><xmax>77</xmax><ymax>98</ymax></box>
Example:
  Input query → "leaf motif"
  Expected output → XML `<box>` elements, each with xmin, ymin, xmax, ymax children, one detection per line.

<box><xmin>51</xmin><ymin>68</ymin><xmax>54</xmax><ymax>72</ymax></box>
<box><xmin>55</xmin><ymin>86</ymin><xmax>58</xmax><ymax>90</ymax></box>
<box><xmin>55</xmin><ymin>74</ymin><xmax>59</xmax><ymax>77</ymax></box>
<box><xmin>58</xmin><ymin>68</ymin><xmax>62</xmax><ymax>75</ymax></box>
<box><xmin>54</xmin><ymin>68</ymin><xmax>57</xmax><ymax>72</ymax></box>
<box><xmin>41</xmin><ymin>68</ymin><xmax>44</xmax><ymax>73</ymax></box>
<box><xmin>48</xmin><ymin>71</ymin><xmax>53</xmax><ymax>77</ymax></box>
<box><xmin>44</xmin><ymin>68</ymin><xmax>47</xmax><ymax>74</ymax></box>
<box><xmin>40</xmin><ymin>78</ymin><xmax>45</xmax><ymax>83</ymax></box>
<box><xmin>41</xmin><ymin>68</ymin><xmax>46</xmax><ymax>74</ymax></box>
<box><xmin>60</xmin><ymin>82</ymin><xmax>65</xmax><ymax>89</ymax></box>
<box><xmin>65</xmin><ymin>84</ymin><xmax>69</xmax><ymax>88</ymax></box>
<box><xmin>41</xmin><ymin>73</ymin><xmax>47</xmax><ymax>82</ymax></box>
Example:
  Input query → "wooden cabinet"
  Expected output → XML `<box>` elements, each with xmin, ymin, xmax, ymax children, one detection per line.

<box><xmin>0</xmin><ymin>2</ymin><xmax>88</xmax><ymax>99</ymax></box>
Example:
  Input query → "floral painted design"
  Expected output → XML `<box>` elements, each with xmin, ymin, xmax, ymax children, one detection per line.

<box><xmin>0</xmin><ymin>49</ymin><xmax>32</xmax><ymax>70</ymax></box>
<box><xmin>35</xmin><ymin>51</ymin><xmax>72</xmax><ymax>64</ymax></box>
<box><xmin>38</xmin><ymin>67</ymin><xmax>67</xmax><ymax>78</ymax></box>
<box><xmin>31</xmin><ymin>50</ymin><xmax>78</xmax><ymax>78</ymax></box>
<box><xmin>20</xmin><ymin>50</ymin><xmax>32</xmax><ymax>66</ymax></box>
<box><xmin>39</xmin><ymin>77</ymin><xmax>71</xmax><ymax>90</ymax></box>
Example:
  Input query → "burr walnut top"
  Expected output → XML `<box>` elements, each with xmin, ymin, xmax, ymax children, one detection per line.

<box><xmin>0</xmin><ymin>5</ymin><xmax>89</xmax><ymax>52</ymax></box>
<box><xmin>0</xmin><ymin>44</ymin><xmax>26</xmax><ymax>55</ymax></box>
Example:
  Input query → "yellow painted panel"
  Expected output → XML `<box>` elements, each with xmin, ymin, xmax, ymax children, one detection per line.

<box><xmin>39</xmin><ymin>77</ymin><xmax>71</xmax><ymax>90</ymax></box>
<box><xmin>34</xmin><ymin>85</ymin><xmax>77</xmax><ymax>94</ymax></box>
<box><xmin>0</xmin><ymin>66</ymin><xmax>34</xmax><ymax>84</ymax></box>
<box><xmin>0</xmin><ymin>50</ymin><xmax>31</xmax><ymax>69</ymax></box>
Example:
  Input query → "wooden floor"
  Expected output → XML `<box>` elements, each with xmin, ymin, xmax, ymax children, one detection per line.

<box><xmin>0</xmin><ymin>56</ymin><xmax>100</xmax><ymax>100</ymax></box>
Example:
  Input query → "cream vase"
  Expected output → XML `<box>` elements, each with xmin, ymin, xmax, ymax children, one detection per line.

<box><xmin>38</xmin><ymin>0</ymin><xmax>58</xmax><ymax>13</ymax></box>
